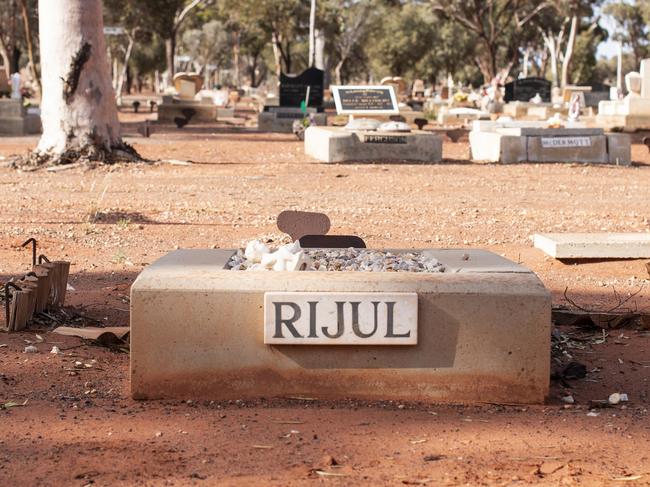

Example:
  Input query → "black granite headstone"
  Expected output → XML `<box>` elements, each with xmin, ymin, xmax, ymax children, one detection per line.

<box><xmin>279</xmin><ymin>67</ymin><xmax>324</xmax><ymax>108</ymax></box>
<box><xmin>504</xmin><ymin>77</ymin><xmax>551</xmax><ymax>103</ymax></box>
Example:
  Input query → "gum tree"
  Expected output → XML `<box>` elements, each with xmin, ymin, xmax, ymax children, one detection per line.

<box><xmin>32</xmin><ymin>0</ymin><xmax>138</xmax><ymax>166</ymax></box>
<box><xmin>430</xmin><ymin>0</ymin><xmax>553</xmax><ymax>83</ymax></box>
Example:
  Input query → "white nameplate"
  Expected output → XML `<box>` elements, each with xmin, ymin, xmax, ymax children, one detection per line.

<box><xmin>541</xmin><ymin>136</ymin><xmax>591</xmax><ymax>148</ymax></box>
<box><xmin>264</xmin><ymin>292</ymin><xmax>417</xmax><ymax>345</ymax></box>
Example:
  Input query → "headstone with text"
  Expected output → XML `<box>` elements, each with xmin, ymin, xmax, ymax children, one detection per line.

<box><xmin>258</xmin><ymin>67</ymin><xmax>328</xmax><ymax>132</ymax></box>
<box><xmin>331</xmin><ymin>85</ymin><xmax>399</xmax><ymax>115</ymax></box>
<box><xmin>279</xmin><ymin>67</ymin><xmax>324</xmax><ymax>108</ymax></box>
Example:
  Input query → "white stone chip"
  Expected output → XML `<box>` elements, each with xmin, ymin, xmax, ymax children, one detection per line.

<box><xmin>244</xmin><ymin>240</ymin><xmax>270</xmax><ymax>263</ymax></box>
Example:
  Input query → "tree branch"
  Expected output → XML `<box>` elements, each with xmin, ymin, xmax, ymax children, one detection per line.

<box><xmin>174</xmin><ymin>0</ymin><xmax>208</xmax><ymax>31</ymax></box>
<box><xmin>516</xmin><ymin>1</ymin><xmax>553</xmax><ymax>27</ymax></box>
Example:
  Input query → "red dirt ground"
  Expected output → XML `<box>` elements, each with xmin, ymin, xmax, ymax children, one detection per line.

<box><xmin>1</xmin><ymin>112</ymin><xmax>649</xmax><ymax>485</ymax></box>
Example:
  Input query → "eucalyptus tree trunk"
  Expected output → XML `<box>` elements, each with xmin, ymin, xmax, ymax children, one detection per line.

<box><xmin>116</xmin><ymin>30</ymin><xmax>136</xmax><ymax>105</ymax></box>
<box><xmin>18</xmin><ymin>0</ymin><xmax>40</xmax><ymax>95</ymax></box>
<box><xmin>33</xmin><ymin>0</ymin><xmax>138</xmax><ymax>166</ymax></box>
<box><xmin>561</xmin><ymin>15</ymin><xmax>578</xmax><ymax>88</ymax></box>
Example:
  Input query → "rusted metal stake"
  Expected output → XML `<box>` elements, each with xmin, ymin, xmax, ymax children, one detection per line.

<box><xmin>21</xmin><ymin>238</ymin><xmax>37</xmax><ymax>266</ymax></box>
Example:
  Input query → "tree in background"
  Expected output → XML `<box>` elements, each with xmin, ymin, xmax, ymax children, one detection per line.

<box><xmin>429</xmin><ymin>0</ymin><xmax>553</xmax><ymax>84</ymax></box>
<box><xmin>524</xmin><ymin>0</ymin><xmax>603</xmax><ymax>88</ymax></box>
<box><xmin>0</xmin><ymin>0</ymin><xmax>626</xmax><ymax>109</ymax></box>
<box><xmin>367</xmin><ymin>2</ymin><xmax>479</xmax><ymax>85</ymax></box>
<box><xmin>253</xmin><ymin>0</ymin><xmax>308</xmax><ymax>77</ymax></box>
<box><xmin>239</xmin><ymin>25</ymin><xmax>268</xmax><ymax>87</ymax></box>
<box><xmin>33</xmin><ymin>0</ymin><xmax>137</xmax><ymax>166</ymax></box>
<box><xmin>327</xmin><ymin>0</ymin><xmax>376</xmax><ymax>85</ymax></box>
<box><xmin>180</xmin><ymin>19</ymin><xmax>231</xmax><ymax>85</ymax></box>
<box><xmin>140</xmin><ymin>0</ymin><xmax>211</xmax><ymax>82</ymax></box>
<box><xmin>604</xmin><ymin>0</ymin><xmax>650</xmax><ymax>68</ymax></box>
<box><xmin>569</xmin><ymin>19</ymin><xmax>607</xmax><ymax>85</ymax></box>
<box><xmin>0</xmin><ymin>0</ymin><xmax>39</xmax><ymax>90</ymax></box>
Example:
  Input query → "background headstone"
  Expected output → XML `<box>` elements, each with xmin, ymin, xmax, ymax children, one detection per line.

<box><xmin>331</xmin><ymin>86</ymin><xmax>398</xmax><ymax>115</ymax></box>
<box><xmin>10</xmin><ymin>72</ymin><xmax>21</xmax><ymax>99</ymax></box>
<box><xmin>585</xmin><ymin>83</ymin><xmax>611</xmax><ymax>108</ymax></box>
<box><xmin>504</xmin><ymin>77</ymin><xmax>551</xmax><ymax>103</ymax></box>
<box><xmin>173</xmin><ymin>73</ymin><xmax>203</xmax><ymax>99</ymax></box>
<box><xmin>380</xmin><ymin>76</ymin><xmax>407</xmax><ymax>101</ymax></box>
<box><xmin>279</xmin><ymin>67</ymin><xmax>324</xmax><ymax>108</ymax></box>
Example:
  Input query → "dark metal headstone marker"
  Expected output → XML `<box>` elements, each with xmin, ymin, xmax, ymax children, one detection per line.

<box><xmin>279</xmin><ymin>67</ymin><xmax>324</xmax><ymax>108</ymax></box>
<box><xmin>299</xmin><ymin>234</ymin><xmax>366</xmax><ymax>249</ymax></box>
<box><xmin>504</xmin><ymin>77</ymin><xmax>551</xmax><ymax>103</ymax></box>
<box><xmin>277</xmin><ymin>210</ymin><xmax>331</xmax><ymax>241</ymax></box>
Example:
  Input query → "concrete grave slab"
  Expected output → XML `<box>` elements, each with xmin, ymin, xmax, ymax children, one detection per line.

<box><xmin>534</xmin><ymin>233</ymin><xmax>650</xmax><ymax>259</ymax></box>
<box><xmin>526</xmin><ymin>135</ymin><xmax>608</xmax><ymax>163</ymax></box>
<box><xmin>469</xmin><ymin>123</ymin><xmax>631</xmax><ymax>165</ymax></box>
<box><xmin>157</xmin><ymin>97</ymin><xmax>217</xmax><ymax>123</ymax></box>
<box><xmin>304</xmin><ymin>126</ymin><xmax>442</xmax><ymax>163</ymax></box>
<box><xmin>131</xmin><ymin>248</ymin><xmax>551</xmax><ymax>404</ymax></box>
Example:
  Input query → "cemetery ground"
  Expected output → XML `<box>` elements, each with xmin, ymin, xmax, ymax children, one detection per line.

<box><xmin>1</xmin><ymin>116</ymin><xmax>650</xmax><ymax>485</ymax></box>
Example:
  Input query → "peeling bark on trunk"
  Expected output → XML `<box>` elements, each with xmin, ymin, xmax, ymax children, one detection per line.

<box><xmin>28</xmin><ymin>0</ymin><xmax>139</xmax><ymax>167</ymax></box>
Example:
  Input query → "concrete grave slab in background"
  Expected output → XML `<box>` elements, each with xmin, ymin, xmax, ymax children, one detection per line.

<box><xmin>534</xmin><ymin>233</ymin><xmax>650</xmax><ymax>259</ymax></box>
<box><xmin>304</xmin><ymin>126</ymin><xmax>442</xmax><ymax>163</ymax></box>
<box><xmin>469</xmin><ymin>123</ymin><xmax>631</xmax><ymax>165</ymax></box>
<box><xmin>0</xmin><ymin>99</ymin><xmax>41</xmax><ymax>135</ymax></box>
<box><xmin>131</xmin><ymin>248</ymin><xmax>551</xmax><ymax>404</ymax></box>
<box><xmin>258</xmin><ymin>107</ymin><xmax>327</xmax><ymax>133</ymax></box>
